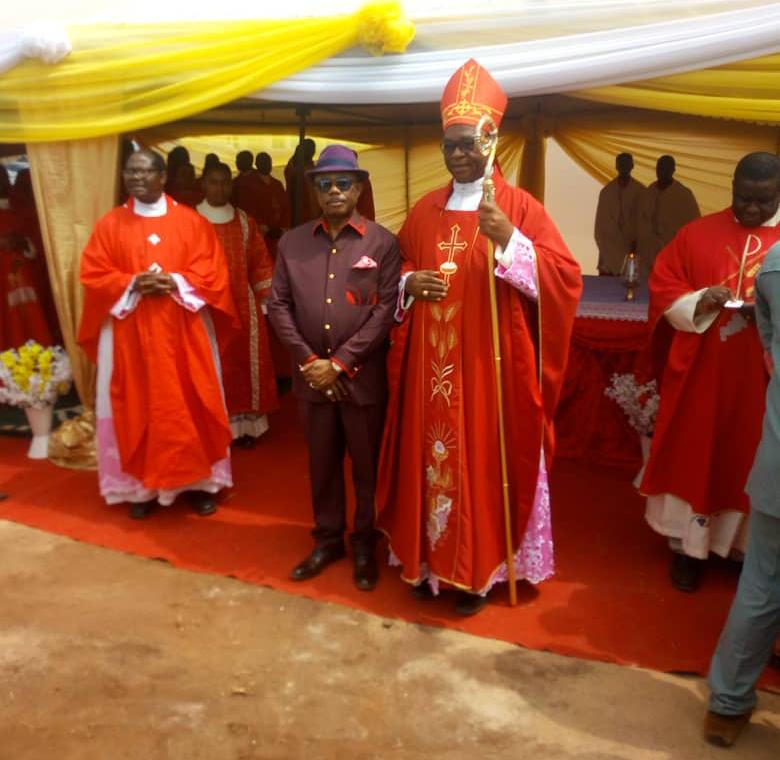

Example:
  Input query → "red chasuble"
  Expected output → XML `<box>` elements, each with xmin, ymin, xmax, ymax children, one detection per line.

<box><xmin>641</xmin><ymin>209</ymin><xmax>780</xmax><ymax>516</ymax></box>
<box><xmin>0</xmin><ymin>207</ymin><xmax>52</xmax><ymax>349</ymax></box>
<box><xmin>78</xmin><ymin>196</ymin><xmax>237</xmax><ymax>490</ymax></box>
<box><xmin>376</xmin><ymin>175</ymin><xmax>581</xmax><ymax>593</ymax></box>
<box><xmin>211</xmin><ymin>210</ymin><xmax>278</xmax><ymax>417</ymax></box>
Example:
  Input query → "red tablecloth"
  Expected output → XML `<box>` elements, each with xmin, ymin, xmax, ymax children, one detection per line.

<box><xmin>555</xmin><ymin>317</ymin><xmax>649</xmax><ymax>470</ymax></box>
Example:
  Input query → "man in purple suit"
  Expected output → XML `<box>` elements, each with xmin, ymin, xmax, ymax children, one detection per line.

<box><xmin>267</xmin><ymin>145</ymin><xmax>400</xmax><ymax>591</ymax></box>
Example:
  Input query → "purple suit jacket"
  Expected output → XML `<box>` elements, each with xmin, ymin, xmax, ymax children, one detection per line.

<box><xmin>267</xmin><ymin>213</ymin><xmax>401</xmax><ymax>406</ymax></box>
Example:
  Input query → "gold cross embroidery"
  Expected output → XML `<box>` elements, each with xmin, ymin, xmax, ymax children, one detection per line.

<box><xmin>437</xmin><ymin>224</ymin><xmax>468</xmax><ymax>283</ymax></box>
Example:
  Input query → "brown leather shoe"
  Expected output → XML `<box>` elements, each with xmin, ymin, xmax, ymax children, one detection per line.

<box><xmin>289</xmin><ymin>545</ymin><xmax>346</xmax><ymax>582</ymax></box>
<box><xmin>704</xmin><ymin>710</ymin><xmax>752</xmax><ymax>747</ymax></box>
<box><xmin>353</xmin><ymin>553</ymin><xmax>378</xmax><ymax>591</ymax></box>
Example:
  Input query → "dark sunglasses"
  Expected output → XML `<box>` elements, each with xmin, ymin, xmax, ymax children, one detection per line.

<box><xmin>441</xmin><ymin>137</ymin><xmax>478</xmax><ymax>155</ymax></box>
<box><xmin>314</xmin><ymin>176</ymin><xmax>354</xmax><ymax>193</ymax></box>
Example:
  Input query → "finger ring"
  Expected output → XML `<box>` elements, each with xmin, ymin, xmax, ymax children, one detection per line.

<box><xmin>326</xmin><ymin>389</ymin><xmax>334</xmax><ymax>397</ymax></box>
<box><xmin>308</xmin><ymin>382</ymin><xmax>316</xmax><ymax>389</ymax></box>
<box><xmin>422</xmin><ymin>289</ymin><xmax>429</xmax><ymax>298</ymax></box>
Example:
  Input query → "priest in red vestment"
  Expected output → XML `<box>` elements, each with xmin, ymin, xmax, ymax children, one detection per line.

<box><xmin>78</xmin><ymin>149</ymin><xmax>237</xmax><ymax>520</ymax></box>
<box><xmin>0</xmin><ymin>166</ymin><xmax>53</xmax><ymax>349</ymax></box>
<box><xmin>376</xmin><ymin>60</ymin><xmax>582</xmax><ymax>616</ymax></box>
<box><xmin>641</xmin><ymin>152</ymin><xmax>780</xmax><ymax>592</ymax></box>
<box><xmin>254</xmin><ymin>152</ymin><xmax>291</xmax><ymax>260</ymax></box>
<box><xmin>284</xmin><ymin>139</ymin><xmax>318</xmax><ymax>225</ymax></box>
<box><xmin>197</xmin><ymin>162</ymin><xmax>278</xmax><ymax>447</ymax></box>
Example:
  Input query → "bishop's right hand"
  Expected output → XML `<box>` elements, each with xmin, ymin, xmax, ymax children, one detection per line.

<box><xmin>405</xmin><ymin>270</ymin><xmax>448</xmax><ymax>302</ymax></box>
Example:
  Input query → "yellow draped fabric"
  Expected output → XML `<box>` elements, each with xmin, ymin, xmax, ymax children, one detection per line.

<box><xmin>27</xmin><ymin>137</ymin><xmax>119</xmax><ymax>406</ymax></box>
<box><xmin>574</xmin><ymin>54</ymin><xmax>780</xmax><ymax>124</ymax></box>
<box><xmin>0</xmin><ymin>2</ymin><xmax>414</xmax><ymax>143</ymax></box>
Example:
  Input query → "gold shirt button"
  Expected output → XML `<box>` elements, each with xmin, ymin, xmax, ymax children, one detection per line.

<box><xmin>331</xmin><ymin>247</ymin><xmax>337</xmax><ymax>254</ymax></box>
<box><xmin>324</xmin><ymin>323</ymin><xmax>331</xmax><ymax>330</ymax></box>
<box><xmin>326</xmin><ymin>348</ymin><xmax>332</xmax><ymax>354</ymax></box>
<box><xmin>325</xmin><ymin>297</ymin><xmax>332</xmax><ymax>304</ymax></box>
<box><xmin>328</xmin><ymin>273</ymin><xmax>336</xmax><ymax>280</ymax></box>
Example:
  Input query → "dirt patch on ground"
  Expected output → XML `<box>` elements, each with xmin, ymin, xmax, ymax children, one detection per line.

<box><xmin>0</xmin><ymin>520</ymin><xmax>777</xmax><ymax>760</ymax></box>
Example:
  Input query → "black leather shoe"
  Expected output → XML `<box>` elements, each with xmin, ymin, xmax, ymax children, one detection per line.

<box><xmin>189</xmin><ymin>491</ymin><xmax>218</xmax><ymax>517</ymax></box>
<box><xmin>129</xmin><ymin>500</ymin><xmax>157</xmax><ymax>520</ymax></box>
<box><xmin>353</xmin><ymin>553</ymin><xmax>379</xmax><ymax>591</ymax></box>
<box><xmin>670</xmin><ymin>552</ymin><xmax>704</xmax><ymax>592</ymax></box>
<box><xmin>290</xmin><ymin>545</ymin><xmax>346</xmax><ymax>582</ymax></box>
<box><xmin>235</xmin><ymin>435</ymin><xmax>257</xmax><ymax>450</ymax></box>
<box><xmin>454</xmin><ymin>590</ymin><xmax>488</xmax><ymax>616</ymax></box>
<box><xmin>411</xmin><ymin>582</ymin><xmax>436</xmax><ymax>601</ymax></box>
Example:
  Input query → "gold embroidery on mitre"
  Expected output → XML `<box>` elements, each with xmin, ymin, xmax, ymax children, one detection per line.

<box><xmin>442</xmin><ymin>63</ymin><xmax>502</xmax><ymax>124</ymax></box>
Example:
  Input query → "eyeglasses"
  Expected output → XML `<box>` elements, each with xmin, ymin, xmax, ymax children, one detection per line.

<box><xmin>441</xmin><ymin>137</ymin><xmax>478</xmax><ymax>155</ymax></box>
<box><xmin>314</xmin><ymin>176</ymin><xmax>354</xmax><ymax>193</ymax></box>
<box><xmin>122</xmin><ymin>168</ymin><xmax>161</xmax><ymax>178</ymax></box>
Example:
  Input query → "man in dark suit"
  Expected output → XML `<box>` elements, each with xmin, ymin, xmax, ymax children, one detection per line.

<box><xmin>267</xmin><ymin>145</ymin><xmax>400</xmax><ymax>591</ymax></box>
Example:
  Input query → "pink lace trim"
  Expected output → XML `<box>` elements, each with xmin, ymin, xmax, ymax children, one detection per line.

<box><xmin>96</xmin><ymin>417</ymin><xmax>232</xmax><ymax>506</ymax></box>
<box><xmin>393</xmin><ymin>451</ymin><xmax>554</xmax><ymax>596</ymax></box>
<box><xmin>495</xmin><ymin>231</ymin><xmax>538</xmax><ymax>300</ymax></box>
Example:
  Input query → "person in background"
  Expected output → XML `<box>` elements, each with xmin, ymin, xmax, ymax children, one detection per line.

<box><xmin>594</xmin><ymin>153</ymin><xmax>645</xmax><ymax>276</ymax></box>
<box><xmin>636</xmin><ymin>154</ymin><xmax>700</xmax><ymax>278</ymax></box>
<box><xmin>641</xmin><ymin>152</ymin><xmax>780</xmax><ymax>592</ymax></box>
<box><xmin>197</xmin><ymin>162</ymin><xmax>278</xmax><ymax>448</ymax></box>
<box><xmin>267</xmin><ymin>145</ymin><xmax>400</xmax><ymax>591</ymax></box>
<box><xmin>285</xmin><ymin>138</ymin><xmax>318</xmax><ymax>225</ymax></box>
<box><xmin>254</xmin><ymin>151</ymin><xmax>290</xmax><ymax>260</ymax></box>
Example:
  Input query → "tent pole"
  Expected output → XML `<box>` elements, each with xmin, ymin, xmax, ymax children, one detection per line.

<box><xmin>404</xmin><ymin>125</ymin><xmax>411</xmax><ymax>214</ymax></box>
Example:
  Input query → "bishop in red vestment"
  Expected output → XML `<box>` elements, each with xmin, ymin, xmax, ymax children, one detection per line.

<box><xmin>197</xmin><ymin>162</ymin><xmax>278</xmax><ymax>447</ymax></box>
<box><xmin>641</xmin><ymin>152</ymin><xmax>780</xmax><ymax>591</ymax></box>
<box><xmin>79</xmin><ymin>150</ymin><xmax>237</xmax><ymax>520</ymax></box>
<box><xmin>376</xmin><ymin>60</ymin><xmax>582</xmax><ymax>615</ymax></box>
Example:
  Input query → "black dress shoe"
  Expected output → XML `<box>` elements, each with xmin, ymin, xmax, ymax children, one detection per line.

<box><xmin>353</xmin><ymin>553</ymin><xmax>379</xmax><ymax>591</ymax></box>
<box><xmin>411</xmin><ymin>582</ymin><xmax>436</xmax><ymax>601</ymax></box>
<box><xmin>129</xmin><ymin>500</ymin><xmax>157</xmax><ymax>520</ymax></box>
<box><xmin>189</xmin><ymin>491</ymin><xmax>218</xmax><ymax>517</ymax></box>
<box><xmin>454</xmin><ymin>590</ymin><xmax>488</xmax><ymax>616</ymax></box>
<box><xmin>670</xmin><ymin>552</ymin><xmax>704</xmax><ymax>592</ymax></box>
<box><xmin>235</xmin><ymin>435</ymin><xmax>257</xmax><ymax>450</ymax></box>
<box><xmin>290</xmin><ymin>545</ymin><xmax>346</xmax><ymax>582</ymax></box>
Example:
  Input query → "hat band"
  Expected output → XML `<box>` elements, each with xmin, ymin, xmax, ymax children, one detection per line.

<box><xmin>312</xmin><ymin>157</ymin><xmax>362</xmax><ymax>173</ymax></box>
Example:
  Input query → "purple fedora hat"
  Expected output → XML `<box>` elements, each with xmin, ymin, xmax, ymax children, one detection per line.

<box><xmin>305</xmin><ymin>144</ymin><xmax>369</xmax><ymax>179</ymax></box>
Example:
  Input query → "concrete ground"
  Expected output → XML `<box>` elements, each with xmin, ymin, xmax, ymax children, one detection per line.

<box><xmin>0</xmin><ymin>519</ymin><xmax>777</xmax><ymax>760</ymax></box>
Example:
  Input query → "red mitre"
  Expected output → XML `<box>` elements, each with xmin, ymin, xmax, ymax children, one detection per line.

<box><xmin>440</xmin><ymin>58</ymin><xmax>508</xmax><ymax>131</ymax></box>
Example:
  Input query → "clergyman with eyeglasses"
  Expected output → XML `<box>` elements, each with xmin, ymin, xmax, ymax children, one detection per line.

<box><xmin>267</xmin><ymin>144</ymin><xmax>400</xmax><ymax>591</ymax></box>
<box><xmin>376</xmin><ymin>59</ymin><xmax>582</xmax><ymax>616</ymax></box>
<box><xmin>78</xmin><ymin>149</ymin><xmax>238</xmax><ymax>520</ymax></box>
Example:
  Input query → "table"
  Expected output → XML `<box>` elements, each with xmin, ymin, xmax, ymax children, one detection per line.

<box><xmin>554</xmin><ymin>275</ymin><xmax>649</xmax><ymax>469</ymax></box>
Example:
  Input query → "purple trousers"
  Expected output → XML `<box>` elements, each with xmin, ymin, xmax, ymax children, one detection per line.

<box><xmin>300</xmin><ymin>399</ymin><xmax>386</xmax><ymax>554</ymax></box>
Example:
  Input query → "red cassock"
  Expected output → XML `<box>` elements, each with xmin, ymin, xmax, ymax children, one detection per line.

<box><xmin>641</xmin><ymin>209</ymin><xmax>780</xmax><ymax>517</ymax></box>
<box><xmin>376</xmin><ymin>174</ymin><xmax>581</xmax><ymax>593</ymax></box>
<box><xmin>211</xmin><ymin>210</ymin><xmax>278</xmax><ymax>417</ymax></box>
<box><xmin>0</xmin><ymin>207</ymin><xmax>52</xmax><ymax>349</ymax></box>
<box><xmin>78</xmin><ymin>196</ymin><xmax>237</xmax><ymax>490</ymax></box>
<box><xmin>255</xmin><ymin>174</ymin><xmax>291</xmax><ymax>260</ymax></box>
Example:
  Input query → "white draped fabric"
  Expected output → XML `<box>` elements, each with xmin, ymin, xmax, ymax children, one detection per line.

<box><xmin>3</xmin><ymin>1</ymin><xmax>779</xmax><ymax>95</ymax></box>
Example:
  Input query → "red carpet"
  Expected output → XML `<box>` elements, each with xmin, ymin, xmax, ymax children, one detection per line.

<box><xmin>1</xmin><ymin>394</ymin><xmax>777</xmax><ymax>690</ymax></box>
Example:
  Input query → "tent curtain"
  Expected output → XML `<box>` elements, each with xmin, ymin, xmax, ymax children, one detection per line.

<box><xmin>0</xmin><ymin>2</ymin><xmax>414</xmax><ymax>142</ymax></box>
<box><xmin>27</xmin><ymin>136</ymin><xmax>119</xmax><ymax>406</ymax></box>
<box><xmin>574</xmin><ymin>54</ymin><xmax>780</xmax><ymax>124</ymax></box>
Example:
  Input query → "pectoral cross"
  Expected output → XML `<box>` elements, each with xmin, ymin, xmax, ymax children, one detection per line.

<box><xmin>437</xmin><ymin>224</ymin><xmax>468</xmax><ymax>283</ymax></box>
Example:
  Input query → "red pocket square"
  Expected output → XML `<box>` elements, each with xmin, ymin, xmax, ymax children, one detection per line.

<box><xmin>352</xmin><ymin>255</ymin><xmax>378</xmax><ymax>269</ymax></box>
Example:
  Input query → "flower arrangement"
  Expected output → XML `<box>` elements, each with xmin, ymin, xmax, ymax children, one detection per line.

<box><xmin>604</xmin><ymin>373</ymin><xmax>659</xmax><ymax>437</ymax></box>
<box><xmin>0</xmin><ymin>341</ymin><xmax>72</xmax><ymax>409</ymax></box>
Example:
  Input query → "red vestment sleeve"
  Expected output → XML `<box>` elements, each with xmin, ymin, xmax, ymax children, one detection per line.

<box><xmin>78</xmin><ymin>215</ymin><xmax>134</xmax><ymax>362</ymax></box>
<box><xmin>245</xmin><ymin>217</ymin><xmax>273</xmax><ymax>299</ymax></box>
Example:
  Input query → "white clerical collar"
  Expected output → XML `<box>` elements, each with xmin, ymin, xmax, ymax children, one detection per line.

<box><xmin>0</xmin><ymin>198</ymin><xmax>9</xmax><ymax>210</ymax></box>
<box><xmin>133</xmin><ymin>195</ymin><xmax>167</xmax><ymax>217</ymax></box>
<box><xmin>451</xmin><ymin>177</ymin><xmax>484</xmax><ymax>196</ymax></box>
<box><xmin>196</xmin><ymin>200</ymin><xmax>235</xmax><ymax>224</ymax></box>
